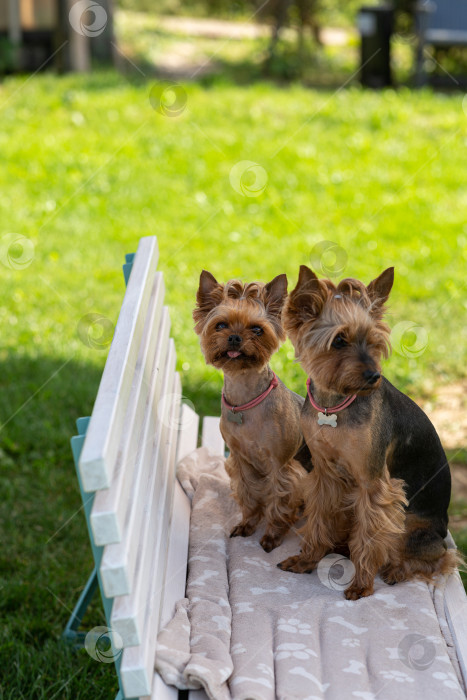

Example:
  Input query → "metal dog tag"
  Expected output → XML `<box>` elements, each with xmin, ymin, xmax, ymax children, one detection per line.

<box><xmin>317</xmin><ymin>411</ymin><xmax>337</xmax><ymax>427</ymax></box>
<box><xmin>227</xmin><ymin>410</ymin><xmax>243</xmax><ymax>424</ymax></box>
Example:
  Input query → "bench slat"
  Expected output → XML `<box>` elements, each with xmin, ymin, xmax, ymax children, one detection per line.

<box><xmin>100</xmin><ymin>338</ymin><xmax>176</xmax><ymax>598</ymax></box>
<box><xmin>444</xmin><ymin>570</ymin><xmax>467</xmax><ymax>687</ymax></box>
<box><xmin>111</xmin><ymin>371</ymin><xmax>182</xmax><ymax>645</ymax></box>
<box><xmin>158</xmin><ymin>479</ymin><xmax>192</xmax><ymax>633</ymax></box>
<box><xmin>176</xmin><ymin>404</ymin><xmax>200</xmax><ymax>463</ymax></box>
<box><xmin>145</xmin><ymin>405</ymin><xmax>197</xmax><ymax>694</ymax></box>
<box><xmin>79</xmin><ymin>237</ymin><xmax>159</xmax><ymax>491</ymax></box>
<box><xmin>159</xmin><ymin>418</ymin><xmax>214</xmax><ymax>700</ymax></box>
<box><xmin>120</xmin><ymin>372</ymin><xmax>182</xmax><ymax>697</ymax></box>
<box><xmin>90</xmin><ymin>301</ymin><xmax>169</xmax><ymax>546</ymax></box>
<box><xmin>201</xmin><ymin>416</ymin><xmax>224</xmax><ymax>456</ymax></box>
<box><xmin>145</xmin><ymin>674</ymin><xmax>178</xmax><ymax>700</ymax></box>
<box><xmin>112</xmin><ymin>404</ymin><xmax>196</xmax><ymax>643</ymax></box>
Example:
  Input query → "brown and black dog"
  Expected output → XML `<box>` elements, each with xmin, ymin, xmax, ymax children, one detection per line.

<box><xmin>193</xmin><ymin>270</ymin><xmax>311</xmax><ymax>553</ymax></box>
<box><xmin>278</xmin><ymin>265</ymin><xmax>460</xmax><ymax>599</ymax></box>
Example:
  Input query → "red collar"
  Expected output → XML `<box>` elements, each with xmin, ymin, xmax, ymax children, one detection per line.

<box><xmin>222</xmin><ymin>373</ymin><xmax>279</xmax><ymax>413</ymax></box>
<box><xmin>306</xmin><ymin>377</ymin><xmax>357</xmax><ymax>414</ymax></box>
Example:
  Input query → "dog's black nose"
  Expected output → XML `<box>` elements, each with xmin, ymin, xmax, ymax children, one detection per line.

<box><xmin>363</xmin><ymin>370</ymin><xmax>381</xmax><ymax>385</ymax></box>
<box><xmin>228</xmin><ymin>334</ymin><xmax>242</xmax><ymax>346</ymax></box>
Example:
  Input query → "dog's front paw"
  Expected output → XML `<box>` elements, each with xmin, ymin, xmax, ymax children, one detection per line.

<box><xmin>260</xmin><ymin>533</ymin><xmax>283</xmax><ymax>553</ymax></box>
<box><xmin>380</xmin><ymin>564</ymin><xmax>405</xmax><ymax>586</ymax></box>
<box><xmin>277</xmin><ymin>555</ymin><xmax>315</xmax><ymax>574</ymax></box>
<box><xmin>344</xmin><ymin>583</ymin><xmax>374</xmax><ymax>600</ymax></box>
<box><xmin>230</xmin><ymin>522</ymin><xmax>256</xmax><ymax>538</ymax></box>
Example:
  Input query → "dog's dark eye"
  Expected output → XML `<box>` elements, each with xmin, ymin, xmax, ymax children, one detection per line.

<box><xmin>216</xmin><ymin>322</ymin><xmax>228</xmax><ymax>331</ymax></box>
<box><xmin>331</xmin><ymin>334</ymin><xmax>348</xmax><ymax>349</ymax></box>
<box><xmin>251</xmin><ymin>326</ymin><xmax>263</xmax><ymax>336</ymax></box>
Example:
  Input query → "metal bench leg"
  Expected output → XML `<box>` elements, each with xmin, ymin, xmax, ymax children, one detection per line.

<box><xmin>62</xmin><ymin>566</ymin><xmax>99</xmax><ymax>646</ymax></box>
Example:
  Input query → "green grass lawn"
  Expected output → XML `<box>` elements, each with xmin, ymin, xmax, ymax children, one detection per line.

<box><xmin>1</xmin><ymin>70</ymin><xmax>466</xmax><ymax>698</ymax></box>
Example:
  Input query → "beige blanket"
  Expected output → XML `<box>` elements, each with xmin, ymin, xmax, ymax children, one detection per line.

<box><xmin>155</xmin><ymin>447</ymin><xmax>465</xmax><ymax>700</ymax></box>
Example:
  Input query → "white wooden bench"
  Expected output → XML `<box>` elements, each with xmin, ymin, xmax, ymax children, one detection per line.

<box><xmin>66</xmin><ymin>235</ymin><xmax>215</xmax><ymax>699</ymax></box>
<box><xmin>66</xmin><ymin>235</ymin><xmax>467</xmax><ymax>699</ymax></box>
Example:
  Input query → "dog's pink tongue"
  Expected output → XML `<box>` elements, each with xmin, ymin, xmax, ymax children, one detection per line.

<box><xmin>227</xmin><ymin>350</ymin><xmax>241</xmax><ymax>358</ymax></box>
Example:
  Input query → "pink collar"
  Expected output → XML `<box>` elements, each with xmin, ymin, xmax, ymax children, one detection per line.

<box><xmin>222</xmin><ymin>373</ymin><xmax>279</xmax><ymax>413</ymax></box>
<box><xmin>306</xmin><ymin>377</ymin><xmax>357</xmax><ymax>414</ymax></box>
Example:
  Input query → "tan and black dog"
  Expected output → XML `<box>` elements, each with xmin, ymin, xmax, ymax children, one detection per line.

<box><xmin>193</xmin><ymin>270</ymin><xmax>311</xmax><ymax>553</ymax></box>
<box><xmin>278</xmin><ymin>265</ymin><xmax>460</xmax><ymax>599</ymax></box>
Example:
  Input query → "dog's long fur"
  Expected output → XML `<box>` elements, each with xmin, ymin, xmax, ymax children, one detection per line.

<box><xmin>193</xmin><ymin>271</ymin><xmax>310</xmax><ymax>552</ymax></box>
<box><xmin>278</xmin><ymin>265</ymin><xmax>460</xmax><ymax>599</ymax></box>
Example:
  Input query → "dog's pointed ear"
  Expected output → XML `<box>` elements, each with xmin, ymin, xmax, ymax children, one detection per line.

<box><xmin>296</xmin><ymin>265</ymin><xmax>319</xmax><ymax>290</ymax></box>
<box><xmin>283</xmin><ymin>265</ymin><xmax>325</xmax><ymax>335</ymax></box>
<box><xmin>367</xmin><ymin>267</ymin><xmax>394</xmax><ymax>314</ymax></box>
<box><xmin>198</xmin><ymin>270</ymin><xmax>220</xmax><ymax>298</ymax></box>
<box><xmin>263</xmin><ymin>274</ymin><xmax>288</xmax><ymax>317</ymax></box>
<box><xmin>193</xmin><ymin>270</ymin><xmax>224</xmax><ymax>333</ymax></box>
<box><xmin>291</xmin><ymin>265</ymin><xmax>323</xmax><ymax>316</ymax></box>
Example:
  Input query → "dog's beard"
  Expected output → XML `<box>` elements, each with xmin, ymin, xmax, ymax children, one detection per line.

<box><xmin>211</xmin><ymin>342</ymin><xmax>263</xmax><ymax>370</ymax></box>
<box><xmin>205</xmin><ymin>334</ymin><xmax>278</xmax><ymax>372</ymax></box>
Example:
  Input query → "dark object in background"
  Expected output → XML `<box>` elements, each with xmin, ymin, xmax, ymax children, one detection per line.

<box><xmin>358</xmin><ymin>4</ymin><xmax>394</xmax><ymax>87</ymax></box>
<box><xmin>415</xmin><ymin>0</ymin><xmax>467</xmax><ymax>87</ymax></box>
<box><xmin>17</xmin><ymin>30</ymin><xmax>55</xmax><ymax>71</ymax></box>
<box><xmin>0</xmin><ymin>0</ymin><xmax>115</xmax><ymax>74</ymax></box>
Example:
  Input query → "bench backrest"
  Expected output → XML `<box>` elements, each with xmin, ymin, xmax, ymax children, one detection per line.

<box><xmin>423</xmin><ymin>0</ymin><xmax>467</xmax><ymax>32</ymax></box>
<box><xmin>73</xmin><ymin>236</ymin><xmax>200</xmax><ymax>698</ymax></box>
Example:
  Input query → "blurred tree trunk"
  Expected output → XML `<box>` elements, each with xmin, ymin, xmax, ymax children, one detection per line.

<box><xmin>7</xmin><ymin>0</ymin><xmax>21</xmax><ymax>69</ymax></box>
<box><xmin>269</xmin><ymin>0</ymin><xmax>293</xmax><ymax>56</ymax></box>
<box><xmin>55</xmin><ymin>0</ymin><xmax>70</xmax><ymax>72</ymax></box>
<box><xmin>261</xmin><ymin>0</ymin><xmax>322</xmax><ymax>60</ymax></box>
<box><xmin>55</xmin><ymin>0</ymin><xmax>114</xmax><ymax>72</ymax></box>
<box><xmin>90</xmin><ymin>0</ymin><xmax>115</xmax><ymax>65</ymax></box>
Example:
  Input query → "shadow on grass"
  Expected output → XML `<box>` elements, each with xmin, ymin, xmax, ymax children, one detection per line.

<box><xmin>112</xmin><ymin>34</ymin><xmax>361</xmax><ymax>90</ymax></box>
<box><xmin>0</xmin><ymin>353</ymin><xmax>118</xmax><ymax>699</ymax></box>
